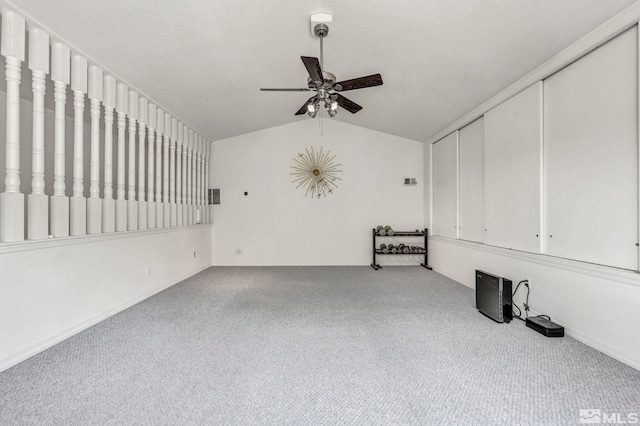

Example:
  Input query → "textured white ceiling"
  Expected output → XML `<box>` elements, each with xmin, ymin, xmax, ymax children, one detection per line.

<box><xmin>7</xmin><ymin>0</ymin><xmax>638</xmax><ymax>141</ymax></box>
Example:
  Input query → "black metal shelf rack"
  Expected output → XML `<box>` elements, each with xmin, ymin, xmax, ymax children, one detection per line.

<box><xmin>370</xmin><ymin>228</ymin><xmax>432</xmax><ymax>271</ymax></box>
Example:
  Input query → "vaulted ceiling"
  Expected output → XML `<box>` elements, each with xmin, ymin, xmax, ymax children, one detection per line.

<box><xmin>8</xmin><ymin>0</ymin><xmax>638</xmax><ymax>142</ymax></box>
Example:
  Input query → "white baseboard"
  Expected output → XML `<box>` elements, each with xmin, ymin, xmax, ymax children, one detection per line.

<box><xmin>0</xmin><ymin>265</ymin><xmax>210</xmax><ymax>373</ymax></box>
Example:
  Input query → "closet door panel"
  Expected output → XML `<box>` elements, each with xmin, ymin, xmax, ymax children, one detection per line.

<box><xmin>432</xmin><ymin>132</ymin><xmax>458</xmax><ymax>238</ymax></box>
<box><xmin>484</xmin><ymin>82</ymin><xmax>542</xmax><ymax>253</ymax></box>
<box><xmin>544</xmin><ymin>27</ymin><xmax>638</xmax><ymax>270</ymax></box>
<box><xmin>459</xmin><ymin>117</ymin><xmax>484</xmax><ymax>243</ymax></box>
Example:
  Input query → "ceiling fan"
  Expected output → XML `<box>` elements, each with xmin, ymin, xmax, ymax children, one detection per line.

<box><xmin>260</xmin><ymin>23</ymin><xmax>383</xmax><ymax>118</ymax></box>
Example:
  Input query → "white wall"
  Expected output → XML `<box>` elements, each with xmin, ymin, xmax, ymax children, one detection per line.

<box><xmin>0</xmin><ymin>226</ymin><xmax>212</xmax><ymax>372</ymax></box>
<box><xmin>211</xmin><ymin>119</ymin><xmax>423</xmax><ymax>266</ymax></box>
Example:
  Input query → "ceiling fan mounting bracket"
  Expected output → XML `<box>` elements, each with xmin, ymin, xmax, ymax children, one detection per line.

<box><xmin>313</xmin><ymin>23</ymin><xmax>329</xmax><ymax>38</ymax></box>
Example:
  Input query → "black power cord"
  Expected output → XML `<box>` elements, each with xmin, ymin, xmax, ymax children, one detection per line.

<box><xmin>512</xmin><ymin>279</ymin><xmax>530</xmax><ymax>322</ymax></box>
<box><xmin>512</xmin><ymin>279</ymin><xmax>553</xmax><ymax>323</ymax></box>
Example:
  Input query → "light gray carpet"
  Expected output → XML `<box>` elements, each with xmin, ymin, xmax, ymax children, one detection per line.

<box><xmin>1</xmin><ymin>266</ymin><xmax>639</xmax><ymax>425</ymax></box>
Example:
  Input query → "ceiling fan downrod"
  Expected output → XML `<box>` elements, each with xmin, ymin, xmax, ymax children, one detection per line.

<box><xmin>314</xmin><ymin>23</ymin><xmax>329</xmax><ymax>70</ymax></box>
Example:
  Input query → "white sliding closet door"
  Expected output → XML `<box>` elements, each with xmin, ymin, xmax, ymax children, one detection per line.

<box><xmin>459</xmin><ymin>117</ymin><xmax>484</xmax><ymax>243</ymax></box>
<box><xmin>484</xmin><ymin>82</ymin><xmax>542</xmax><ymax>253</ymax></box>
<box><xmin>544</xmin><ymin>26</ymin><xmax>638</xmax><ymax>270</ymax></box>
<box><xmin>432</xmin><ymin>132</ymin><xmax>458</xmax><ymax>238</ymax></box>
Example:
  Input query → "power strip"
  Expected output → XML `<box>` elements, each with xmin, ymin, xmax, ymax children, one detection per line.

<box><xmin>526</xmin><ymin>316</ymin><xmax>564</xmax><ymax>337</ymax></box>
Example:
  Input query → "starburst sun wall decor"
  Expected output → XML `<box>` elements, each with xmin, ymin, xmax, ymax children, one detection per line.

<box><xmin>291</xmin><ymin>146</ymin><xmax>342</xmax><ymax>198</ymax></box>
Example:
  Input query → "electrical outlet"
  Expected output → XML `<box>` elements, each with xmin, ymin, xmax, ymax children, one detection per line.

<box><xmin>527</xmin><ymin>277</ymin><xmax>532</xmax><ymax>288</ymax></box>
<box><xmin>146</xmin><ymin>266</ymin><xmax>150</xmax><ymax>276</ymax></box>
<box><xmin>194</xmin><ymin>251</ymin><xmax>197</xmax><ymax>258</ymax></box>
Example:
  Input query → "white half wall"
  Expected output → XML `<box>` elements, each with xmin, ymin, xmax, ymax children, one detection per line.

<box><xmin>0</xmin><ymin>226</ymin><xmax>212</xmax><ymax>372</ymax></box>
<box><xmin>211</xmin><ymin>119</ymin><xmax>424</xmax><ymax>266</ymax></box>
<box><xmin>429</xmin><ymin>237</ymin><xmax>640</xmax><ymax>370</ymax></box>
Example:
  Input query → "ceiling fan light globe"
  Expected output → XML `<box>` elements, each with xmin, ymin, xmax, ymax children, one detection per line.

<box><xmin>328</xmin><ymin>109</ymin><xmax>338</xmax><ymax>118</ymax></box>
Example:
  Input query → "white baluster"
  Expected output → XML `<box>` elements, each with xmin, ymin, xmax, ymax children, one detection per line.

<box><xmin>127</xmin><ymin>90</ymin><xmax>138</xmax><ymax>230</ymax></box>
<box><xmin>206</xmin><ymin>139</ymin><xmax>211</xmax><ymax>224</ymax></box>
<box><xmin>182</xmin><ymin>125</ymin><xmax>188</xmax><ymax>224</ymax></box>
<box><xmin>163</xmin><ymin>112</ymin><xmax>171</xmax><ymax>228</ymax></box>
<box><xmin>170</xmin><ymin>117</ymin><xmax>177</xmax><ymax>227</ymax></box>
<box><xmin>115</xmin><ymin>82</ymin><xmax>128</xmax><ymax>231</ymax></box>
<box><xmin>70</xmin><ymin>55</ymin><xmax>87</xmax><ymax>236</ymax></box>
<box><xmin>50</xmin><ymin>43</ymin><xmax>70</xmax><ymax>237</ymax></box>
<box><xmin>147</xmin><ymin>103</ymin><xmax>157</xmax><ymax>228</ymax></box>
<box><xmin>187</xmin><ymin>129</ymin><xmax>193</xmax><ymax>225</ymax></box>
<box><xmin>201</xmin><ymin>135</ymin><xmax>206</xmax><ymax>223</ymax></box>
<box><xmin>0</xmin><ymin>12</ymin><xmax>26</xmax><ymax>242</ymax></box>
<box><xmin>87</xmin><ymin>65</ymin><xmax>103</xmax><ymax>234</ymax></box>
<box><xmin>155</xmin><ymin>108</ymin><xmax>164</xmax><ymax>227</ymax></box>
<box><xmin>195</xmin><ymin>134</ymin><xmax>201</xmax><ymax>224</ymax></box>
<box><xmin>137</xmin><ymin>97</ymin><xmax>148</xmax><ymax>230</ymax></box>
<box><xmin>27</xmin><ymin>28</ymin><xmax>49</xmax><ymax>240</ymax></box>
<box><xmin>176</xmin><ymin>121</ymin><xmax>183</xmax><ymax>226</ymax></box>
<box><xmin>101</xmin><ymin>75</ymin><xmax>116</xmax><ymax>233</ymax></box>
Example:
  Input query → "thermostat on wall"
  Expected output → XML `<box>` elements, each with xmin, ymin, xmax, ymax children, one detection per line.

<box><xmin>404</xmin><ymin>177</ymin><xmax>417</xmax><ymax>186</ymax></box>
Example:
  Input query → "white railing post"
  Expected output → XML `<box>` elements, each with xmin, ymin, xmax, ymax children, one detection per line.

<box><xmin>206</xmin><ymin>139</ymin><xmax>211</xmax><ymax>224</ymax></box>
<box><xmin>102</xmin><ymin>75</ymin><xmax>116</xmax><ymax>233</ymax></box>
<box><xmin>176</xmin><ymin>121</ymin><xmax>183</xmax><ymax>226</ymax></box>
<box><xmin>127</xmin><ymin>90</ymin><xmax>138</xmax><ymax>230</ymax></box>
<box><xmin>50</xmin><ymin>43</ymin><xmax>70</xmax><ymax>237</ymax></box>
<box><xmin>187</xmin><ymin>129</ymin><xmax>193</xmax><ymax>225</ymax></box>
<box><xmin>138</xmin><ymin>97</ymin><xmax>148</xmax><ymax>230</ymax></box>
<box><xmin>170</xmin><ymin>117</ymin><xmax>177</xmax><ymax>226</ymax></box>
<box><xmin>195</xmin><ymin>134</ymin><xmax>202</xmax><ymax>224</ymax></box>
<box><xmin>115</xmin><ymin>82</ymin><xmax>128</xmax><ymax>231</ymax></box>
<box><xmin>201</xmin><ymin>136</ymin><xmax>207</xmax><ymax>223</ymax></box>
<box><xmin>87</xmin><ymin>65</ymin><xmax>103</xmax><ymax>234</ymax></box>
<box><xmin>163</xmin><ymin>112</ymin><xmax>171</xmax><ymax>228</ymax></box>
<box><xmin>27</xmin><ymin>28</ymin><xmax>49</xmax><ymax>240</ymax></box>
<box><xmin>0</xmin><ymin>12</ymin><xmax>26</xmax><ymax>242</ymax></box>
<box><xmin>155</xmin><ymin>108</ymin><xmax>164</xmax><ymax>227</ymax></box>
<box><xmin>70</xmin><ymin>55</ymin><xmax>88</xmax><ymax>236</ymax></box>
<box><xmin>147</xmin><ymin>103</ymin><xmax>156</xmax><ymax>228</ymax></box>
<box><xmin>182</xmin><ymin>125</ymin><xmax>188</xmax><ymax>225</ymax></box>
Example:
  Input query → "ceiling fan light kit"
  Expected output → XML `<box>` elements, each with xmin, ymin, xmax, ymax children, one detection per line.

<box><xmin>260</xmin><ymin>14</ymin><xmax>383</xmax><ymax>119</ymax></box>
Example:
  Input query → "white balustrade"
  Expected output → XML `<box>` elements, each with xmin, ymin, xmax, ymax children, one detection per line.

<box><xmin>87</xmin><ymin>65</ymin><xmax>103</xmax><ymax>234</ymax></box>
<box><xmin>115</xmin><ymin>82</ymin><xmax>128</xmax><ymax>231</ymax></box>
<box><xmin>147</xmin><ymin>103</ymin><xmax>157</xmax><ymax>228</ymax></box>
<box><xmin>138</xmin><ymin>97</ymin><xmax>148</xmax><ymax>230</ymax></box>
<box><xmin>51</xmin><ymin>43</ymin><xmax>71</xmax><ymax>237</ymax></box>
<box><xmin>0</xmin><ymin>11</ymin><xmax>212</xmax><ymax>244</ymax></box>
<box><xmin>102</xmin><ymin>75</ymin><xmax>116</xmax><ymax>233</ymax></box>
<box><xmin>155</xmin><ymin>108</ymin><xmax>164</xmax><ymax>227</ymax></box>
<box><xmin>127</xmin><ymin>90</ymin><xmax>139</xmax><ymax>230</ymax></box>
<box><xmin>163</xmin><ymin>113</ymin><xmax>171</xmax><ymax>228</ymax></box>
<box><xmin>169</xmin><ymin>117</ymin><xmax>177</xmax><ymax>226</ymax></box>
<box><xmin>0</xmin><ymin>12</ymin><xmax>26</xmax><ymax>242</ymax></box>
<box><xmin>70</xmin><ymin>55</ymin><xmax>88</xmax><ymax>236</ymax></box>
<box><xmin>27</xmin><ymin>28</ymin><xmax>49</xmax><ymax>240</ymax></box>
<box><xmin>176</xmin><ymin>121</ymin><xmax>183</xmax><ymax>226</ymax></box>
<box><xmin>187</xmin><ymin>129</ymin><xmax>193</xmax><ymax>225</ymax></box>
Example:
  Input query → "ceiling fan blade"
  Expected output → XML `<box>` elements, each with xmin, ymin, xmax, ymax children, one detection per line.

<box><xmin>334</xmin><ymin>74</ymin><xmax>383</xmax><ymax>92</ymax></box>
<box><xmin>301</xmin><ymin>56</ymin><xmax>323</xmax><ymax>83</ymax></box>
<box><xmin>260</xmin><ymin>88</ymin><xmax>311</xmax><ymax>92</ymax></box>
<box><xmin>295</xmin><ymin>96</ymin><xmax>317</xmax><ymax>116</ymax></box>
<box><xmin>336</xmin><ymin>94</ymin><xmax>363</xmax><ymax>114</ymax></box>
